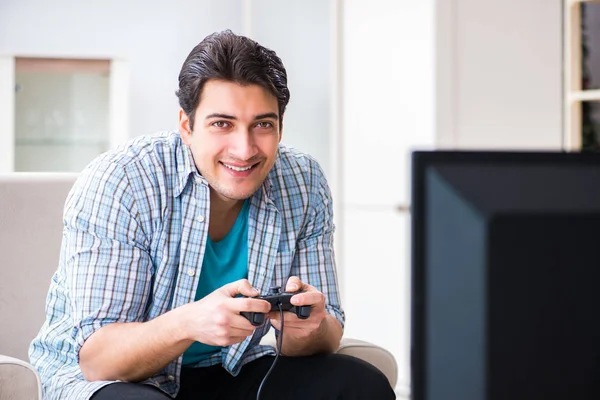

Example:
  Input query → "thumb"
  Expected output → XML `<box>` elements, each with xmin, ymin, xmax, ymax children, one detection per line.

<box><xmin>221</xmin><ymin>279</ymin><xmax>259</xmax><ymax>298</ymax></box>
<box><xmin>285</xmin><ymin>276</ymin><xmax>303</xmax><ymax>292</ymax></box>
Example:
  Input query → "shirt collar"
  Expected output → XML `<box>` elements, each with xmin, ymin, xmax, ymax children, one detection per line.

<box><xmin>174</xmin><ymin>138</ymin><xmax>200</xmax><ymax>197</ymax></box>
<box><xmin>261</xmin><ymin>153</ymin><xmax>277</xmax><ymax>202</ymax></box>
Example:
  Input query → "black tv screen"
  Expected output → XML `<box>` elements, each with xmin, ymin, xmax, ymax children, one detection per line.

<box><xmin>411</xmin><ymin>151</ymin><xmax>600</xmax><ymax>400</ymax></box>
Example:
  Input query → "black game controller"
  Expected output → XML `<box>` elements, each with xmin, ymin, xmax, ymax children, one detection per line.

<box><xmin>241</xmin><ymin>286</ymin><xmax>312</xmax><ymax>326</ymax></box>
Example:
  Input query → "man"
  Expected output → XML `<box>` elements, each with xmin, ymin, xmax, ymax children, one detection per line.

<box><xmin>29</xmin><ymin>30</ymin><xmax>395</xmax><ymax>399</ymax></box>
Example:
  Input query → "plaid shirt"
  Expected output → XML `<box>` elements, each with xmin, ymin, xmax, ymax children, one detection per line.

<box><xmin>29</xmin><ymin>132</ymin><xmax>344</xmax><ymax>400</ymax></box>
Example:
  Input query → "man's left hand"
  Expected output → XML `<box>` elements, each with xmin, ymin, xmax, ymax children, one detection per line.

<box><xmin>268</xmin><ymin>276</ymin><xmax>327</xmax><ymax>339</ymax></box>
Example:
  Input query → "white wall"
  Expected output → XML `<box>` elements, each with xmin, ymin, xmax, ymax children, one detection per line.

<box><xmin>0</xmin><ymin>0</ymin><xmax>336</xmax><ymax>176</ymax></box>
<box><xmin>248</xmin><ymin>0</ymin><xmax>332</xmax><ymax>179</ymax></box>
<box><xmin>0</xmin><ymin>0</ymin><xmax>243</xmax><ymax>140</ymax></box>
<box><xmin>0</xmin><ymin>56</ymin><xmax>15</xmax><ymax>171</ymax></box>
<box><xmin>341</xmin><ymin>0</ymin><xmax>564</xmax><ymax>394</ymax></box>
<box><xmin>437</xmin><ymin>0</ymin><xmax>563</xmax><ymax>150</ymax></box>
<box><xmin>341</xmin><ymin>0</ymin><xmax>436</xmax><ymax>393</ymax></box>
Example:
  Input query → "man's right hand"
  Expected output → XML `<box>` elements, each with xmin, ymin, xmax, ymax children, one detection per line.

<box><xmin>80</xmin><ymin>279</ymin><xmax>269</xmax><ymax>382</ymax></box>
<box><xmin>179</xmin><ymin>279</ymin><xmax>271</xmax><ymax>347</ymax></box>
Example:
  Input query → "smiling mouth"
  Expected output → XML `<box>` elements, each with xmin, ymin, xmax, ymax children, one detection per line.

<box><xmin>220</xmin><ymin>162</ymin><xmax>259</xmax><ymax>172</ymax></box>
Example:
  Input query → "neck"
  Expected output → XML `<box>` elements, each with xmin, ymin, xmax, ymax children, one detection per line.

<box><xmin>207</xmin><ymin>189</ymin><xmax>246</xmax><ymax>242</ymax></box>
<box><xmin>209</xmin><ymin>189</ymin><xmax>244</xmax><ymax>218</ymax></box>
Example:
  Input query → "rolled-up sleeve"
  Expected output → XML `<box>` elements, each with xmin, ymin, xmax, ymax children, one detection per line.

<box><xmin>291</xmin><ymin>161</ymin><xmax>345</xmax><ymax>329</ymax></box>
<box><xmin>62</xmin><ymin>160</ymin><xmax>153</xmax><ymax>358</ymax></box>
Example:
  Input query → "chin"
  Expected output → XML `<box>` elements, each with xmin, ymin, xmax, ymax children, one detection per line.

<box><xmin>211</xmin><ymin>176</ymin><xmax>265</xmax><ymax>200</ymax></box>
<box><xmin>220</xmin><ymin>188</ymin><xmax>259</xmax><ymax>200</ymax></box>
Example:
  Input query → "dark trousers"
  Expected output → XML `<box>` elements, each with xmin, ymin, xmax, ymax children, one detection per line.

<box><xmin>90</xmin><ymin>353</ymin><xmax>396</xmax><ymax>400</ymax></box>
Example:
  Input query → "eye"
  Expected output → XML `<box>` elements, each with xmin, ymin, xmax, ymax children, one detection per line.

<box><xmin>255</xmin><ymin>121</ymin><xmax>274</xmax><ymax>129</ymax></box>
<box><xmin>211</xmin><ymin>120</ymin><xmax>231</xmax><ymax>129</ymax></box>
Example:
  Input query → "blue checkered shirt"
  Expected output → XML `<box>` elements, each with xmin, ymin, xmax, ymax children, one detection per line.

<box><xmin>29</xmin><ymin>132</ymin><xmax>344</xmax><ymax>400</ymax></box>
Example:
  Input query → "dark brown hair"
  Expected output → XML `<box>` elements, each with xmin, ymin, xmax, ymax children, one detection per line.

<box><xmin>176</xmin><ymin>30</ymin><xmax>290</xmax><ymax>130</ymax></box>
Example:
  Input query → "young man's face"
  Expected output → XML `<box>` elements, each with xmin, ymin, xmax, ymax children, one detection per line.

<box><xmin>179</xmin><ymin>79</ymin><xmax>282</xmax><ymax>203</ymax></box>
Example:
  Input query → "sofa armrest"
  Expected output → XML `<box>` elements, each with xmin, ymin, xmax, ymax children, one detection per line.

<box><xmin>259</xmin><ymin>334</ymin><xmax>398</xmax><ymax>388</ymax></box>
<box><xmin>0</xmin><ymin>355</ymin><xmax>42</xmax><ymax>400</ymax></box>
<box><xmin>336</xmin><ymin>338</ymin><xmax>398</xmax><ymax>388</ymax></box>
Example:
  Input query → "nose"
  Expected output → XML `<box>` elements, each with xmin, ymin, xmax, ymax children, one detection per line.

<box><xmin>229</xmin><ymin>129</ymin><xmax>258</xmax><ymax>161</ymax></box>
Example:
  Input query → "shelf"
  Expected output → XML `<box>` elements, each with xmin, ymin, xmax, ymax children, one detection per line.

<box><xmin>568</xmin><ymin>90</ymin><xmax>600</xmax><ymax>102</ymax></box>
<box><xmin>563</xmin><ymin>0</ymin><xmax>600</xmax><ymax>151</ymax></box>
<box><xmin>15</xmin><ymin>137</ymin><xmax>108</xmax><ymax>146</ymax></box>
<box><xmin>567</xmin><ymin>0</ymin><xmax>600</xmax><ymax>6</ymax></box>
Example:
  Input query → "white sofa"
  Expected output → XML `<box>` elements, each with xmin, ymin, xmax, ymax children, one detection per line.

<box><xmin>0</xmin><ymin>173</ymin><xmax>398</xmax><ymax>399</ymax></box>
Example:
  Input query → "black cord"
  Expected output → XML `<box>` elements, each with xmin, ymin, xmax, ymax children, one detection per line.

<box><xmin>256</xmin><ymin>303</ymin><xmax>284</xmax><ymax>400</ymax></box>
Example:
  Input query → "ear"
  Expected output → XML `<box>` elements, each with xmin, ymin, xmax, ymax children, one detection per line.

<box><xmin>179</xmin><ymin>108</ymin><xmax>192</xmax><ymax>146</ymax></box>
<box><xmin>278</xmin><ymin>115</ymin><xmax>284</xmax><ymax>143</ymax></box>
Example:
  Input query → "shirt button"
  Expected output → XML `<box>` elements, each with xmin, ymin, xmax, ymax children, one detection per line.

<box><xmin>168</xmin><ymin>375</ymin><xmax>175</xmax><ymax>381</ymax></box>
<box><xmin>196</xmin><ymin>215</ymin><xmax>205</xmax><ymax>223</ymax></box>
<box><xmin>154</xmin><ymin>382</ymin><xmax>161</xmax><ymax>388</ymax></box>
<box><xmin>187</xmin><ymin>269</ymin><xmax>195</xmax><ymax>277</ymax></box>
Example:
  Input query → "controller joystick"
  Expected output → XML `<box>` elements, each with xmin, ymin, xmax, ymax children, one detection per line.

<box><xmin>268</xmin><ymin>286</ymin><xmax>281</xmax><ymax>295</ymax></box>
<box><xmin>241</xmin><ymin>285</ymin><xmax>312</xmax><ymax>326</ymax></box>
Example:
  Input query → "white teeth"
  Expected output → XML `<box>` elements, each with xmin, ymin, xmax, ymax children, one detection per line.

<box><xmin>223</xmin><ymin>163</ymin><xmax>252</xmax><ymax>172</ymax></box>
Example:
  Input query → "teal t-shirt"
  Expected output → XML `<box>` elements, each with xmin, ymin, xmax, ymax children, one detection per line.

<box><xmin>182</xmin><ymin>200</ymin><xmax>249</xmax><ymax>366</ymax></box>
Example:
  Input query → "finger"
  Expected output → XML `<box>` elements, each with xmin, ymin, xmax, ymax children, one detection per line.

<box><xmin>270</xmin><ymin>319</ymin><xmax>281</xmax><ymax>331</ymax></box>
<box><xmin>220</xmin><ymin>279</ymin><xmax>259</xmax><ymax>298</ymax></box>
<box><xmin>268</xmin><ymin>310</ymin><xmax>281</xmax><ymax>321</ymax></box>
<box><xmin>269</xmin><ymin>316</ymin><xmax>306</xmax><ymax>331</ymax></box>
<box><xmin>229</xmin><ymin>297</ymin><xmax>271</xmax><ymax>314</ymax></box>
<box><xmin>228</xmin><ymin>324</ymin><xmax>257</xmax><ymax>337</ymax></box>
<box><xmin>285</xmin><ymin>276</ymin><xmax>306</xmax><ymax>292</ymax></box>
<box><xmin>291</xmin><ymin>292</ymin><xmax>325</xmax><ymax>306</ymax></box>
<box><xmin>267</xmin><ymin>310</ymin><xmax>296</xmax><ymax>321</ymax></box>
<box><xmin>230</xmin><ymin>314</ymin><xmax>266</xmax><ymax>330</ymax></box>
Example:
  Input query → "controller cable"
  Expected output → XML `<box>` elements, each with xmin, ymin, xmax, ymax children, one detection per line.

<box><xmin>256</xmin><ymin>303</ymin><xmax>284</xmax><ymax>400</ymax></box>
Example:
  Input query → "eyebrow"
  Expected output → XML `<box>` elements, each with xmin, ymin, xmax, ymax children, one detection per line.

<box><xmin>205</xmin><ymin>112</ymin><xmax>278</xmax><ymax>121</ymax></box>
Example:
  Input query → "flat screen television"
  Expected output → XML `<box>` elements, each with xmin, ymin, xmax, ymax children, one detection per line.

<box><xmin>411</xmin><ymin>151</ymin><xmax>600</xmax><ymax>400</ymax></box>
